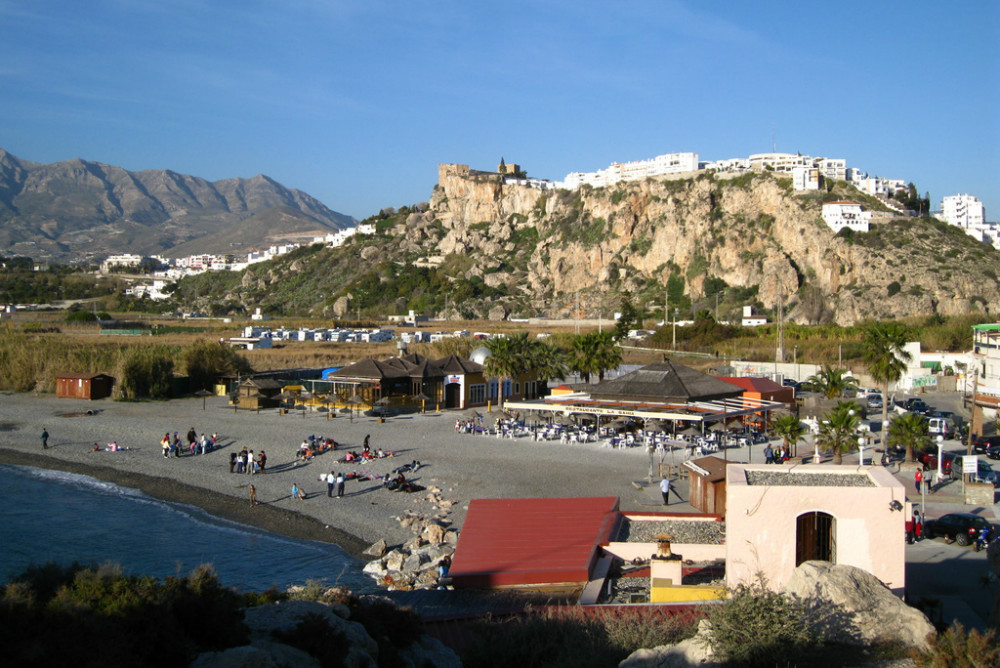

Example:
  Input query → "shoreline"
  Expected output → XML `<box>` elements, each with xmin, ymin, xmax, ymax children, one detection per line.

<box><xmin>0</xmin><ymin>448</ymin><xmax>371</xmax><ymax>560</ymax></box>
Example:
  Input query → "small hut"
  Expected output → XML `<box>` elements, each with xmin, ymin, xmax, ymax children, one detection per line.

<box><xmin>55</xmin><ymin>373</ymin><xmax>115</xmax><ymax>400</ymax></box>
<box><xmin>683</xmin><ymin>456</ymin><xmax>728</xmax><ymax>515</ymax></box>
<box><xmin>236</xmin><ymin>378</ymin><xmax>282</xmax><ymax>410</ymax></box>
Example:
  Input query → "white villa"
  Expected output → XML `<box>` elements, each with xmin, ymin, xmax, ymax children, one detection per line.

<box><xmin>821</xmin><ymin>201</ymin><xmax>871</xmax><ymax>233</ymax></box>
<box><xmin>559</xmin><ymin>152</ymin><xmax>699</xmax><ymax>189</ymax></box>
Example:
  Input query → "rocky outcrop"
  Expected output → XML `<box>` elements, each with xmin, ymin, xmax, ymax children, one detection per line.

<box><xmin>783</xmin><ymin>561</ymin><xmax>935</xmax><ymax>651</ymax></box>
<box><xmin>363</xmin><ymin>485</ymin><xmax>459</xmax><ymax>590</ymax></box>
<box><xmin>424</xmin><ymin>168</ymin><xmax>1000</xmax><ymax>325</ymax></box>
<box><xmin>191</xmin><ymin>597</ymin><xmax>461</xmax><ymax>668</ymax></box>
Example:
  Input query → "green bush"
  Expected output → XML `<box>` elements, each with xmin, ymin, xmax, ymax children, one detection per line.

<box><xmin>1</xmin><ymin>562</ymin><xmax>248</xmax><ymax>668</ymax></box>
<box><xmin>183</xmin><ymin>339</ymin><xmax>253</xmax><ymax>391</ymax></box>
<box><xmin>704</xmin><ymin>575</ymin><xmax>814</xmax><ymax>667</ymax></box>
<box><xmin>116</xmin><ymin>346</ymin><xmax>175</xmax><ymax>399</ymax></box>
<box><xmin>461</xmin><ymin>607</ymin><xmax>696</xmax><ymax>668</ymax></box>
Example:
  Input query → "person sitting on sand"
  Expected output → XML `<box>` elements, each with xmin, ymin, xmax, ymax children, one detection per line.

<box><xmin>292</xmin><ymin>483</ymin><xmax>306</xmax><ymax>500</ymax></box>
<box><xmin>93</xmin><ymin>443</ymin><xmax>100</xmax><ymax>452</ymax></box>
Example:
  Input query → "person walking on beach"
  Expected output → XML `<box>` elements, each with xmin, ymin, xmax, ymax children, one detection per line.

<box><xmin>660</xmin><ymin>476</ymin><xmax>672</xmax><ymax>505</ymax></box>
<box><xmin>336</xmin><ymin>471</ymin><xmax>346</xmax><ymax>498</ymax></box>
<box><xmin>249</xmin><ymin>484</ymin><xmax>258</xmax><ymax>507</ymax></box>
<box><xmin>229</xmin><ymin>452</ymin><xmax>237</xmax><ymax>473</ymax></box>
<box><xmin>41</xmin><ymin>428</ymin><xmax>49</xmax><ymax>449</ymax></box>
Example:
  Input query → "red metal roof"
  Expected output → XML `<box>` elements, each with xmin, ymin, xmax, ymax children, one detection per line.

<box><xmin>450</xmin><ymin>497</ymin><xmax>620</xmax><ymax>588</ymax></box>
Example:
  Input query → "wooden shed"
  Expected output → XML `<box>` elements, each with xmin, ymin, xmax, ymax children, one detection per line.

<box><xmin>55</xmin><ymin>373</ymin><xmax>115</xmax><ymax>400</ymax></box>
<box><xmin>684</xmin><ymin>456</ymin><xmax>728</xmax><ymax>515</ymax></box>
<box><xmin>236</xmin><ymin>378</ymin><xmax>283</xmax><ymax>410</ymax></box>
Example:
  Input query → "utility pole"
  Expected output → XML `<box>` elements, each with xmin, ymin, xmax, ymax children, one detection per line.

<box><xmin>672</xmin><ymin>308</ymin><xmax>678</xmax><ymax>350</ymax></box>
<box><xmin>775</xmin><ymin>286</ymin><xmax>785</xmax><ymax>363</ymax></box>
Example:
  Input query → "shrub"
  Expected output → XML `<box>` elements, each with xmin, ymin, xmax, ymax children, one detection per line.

<box><xmin>704</xmin><ymin>575</ymin><xmax>814</xmax><ymax>667</ymax></box>
<box><xmin>887</xmin><ymin>281</ymin><xmax>902</xmax><ymax>297</ymax></box>
<box><xmin>116</xmin><ymin>346</ymin><xmax>175</xmax><ymax>399</ymax></box>
<box><xmin>183</xmin><ymin>339</ymin><xmax>252</xmax><ymax>391</ymax></box>
<box><xmin>915</xmin><ymin>623</ymin><xmax>1000</xmax><ymax>668</ymax></box>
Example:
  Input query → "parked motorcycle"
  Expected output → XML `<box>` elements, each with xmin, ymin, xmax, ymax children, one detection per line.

<box><xmin>974</xmin><ymin>526</ymin><xmax>996</xmax><ymax>552</ymax></box>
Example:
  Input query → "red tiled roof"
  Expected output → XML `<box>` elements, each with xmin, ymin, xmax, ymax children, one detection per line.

<box><xmin>450</xmin><ymin>497</ymin><xmax>620</xmax><ymax>588</ymax></box>
<box><xmin>717</xmin><ymin>376</ymin><xmax>783</xmax><ymax>393</ymax></box>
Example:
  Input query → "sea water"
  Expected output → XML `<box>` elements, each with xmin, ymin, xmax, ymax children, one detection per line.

<box><xmin>0</xmin><ymin>464</ymin><xmax>375</xmax><ymax>593</ymax></box>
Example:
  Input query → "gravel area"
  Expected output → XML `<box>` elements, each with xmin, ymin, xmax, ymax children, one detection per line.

<box><xmin>616</xmin><ymin>519</ymin><xmax>725</xmax><ymax>544</ymax></box>
<box><xmin>0</xmin><ymin>392</ymin><xmax>662</xmax><ymax>558</ymax></box>
<box><xmin>746</xmin><ymin>470</ymin><xmax>875</xmax><ymax>487</ymax></box>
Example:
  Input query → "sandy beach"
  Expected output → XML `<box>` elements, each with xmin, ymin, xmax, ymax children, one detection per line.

<box><xmin>0</xmin><ymin>393</ymin><xmax>672</xmax><ymax>560</ymax></box>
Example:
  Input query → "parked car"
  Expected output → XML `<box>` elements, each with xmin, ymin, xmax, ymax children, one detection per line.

<box><xmin>923</xmin><ymin>513</ymin><xmax>996</xmax><ymax>546</ymax></box>
<box><xmin>916</xmin><ymin>449</ymin><xmax>955</xmax><ymax>475</ymax></box>
<box><xmin>926</xmin><ymin>417</ymin><xmax>955</xmax><ymax>439</ymax></box>
<box><xmin>972</xmin><ymin>435</ymin><xmax>1000</xmax><ymax>456</ymax></box>
<box><xmin>866</xmin><ymin>393</ymin><xmax>884</xmax><ymax>410</ymax></box>
<box><xmin>781</xmin><ymin>378</ymin><xmax>798</xmax><ymax>388</ymax></box>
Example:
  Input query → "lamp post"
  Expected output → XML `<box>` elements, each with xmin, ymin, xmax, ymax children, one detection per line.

<box><xmin>935</xmin><ymin>434</ymin><xmax>945</xmax><ymax>485</ymax></box>
<box><xmin>858</xmin><ymin>435</ymin><xmax>866</xmax><ymax>466</ymax></box>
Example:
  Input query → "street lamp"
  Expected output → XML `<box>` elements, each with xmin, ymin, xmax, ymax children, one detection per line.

<box><xmin>935</xmin><ymin>434</ymin><xmax>945</xmax><ymax>484</ymax></box>
<box><xmin>858</xmin><ymin>435</ymin><xmax>866</xmax><ymax>466</ymax></box>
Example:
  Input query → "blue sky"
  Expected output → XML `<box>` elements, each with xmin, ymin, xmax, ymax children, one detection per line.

<box><xmin>1</xmin><ymin>1</ymin><xmax>997</xmax><ymax>220</ymax></box>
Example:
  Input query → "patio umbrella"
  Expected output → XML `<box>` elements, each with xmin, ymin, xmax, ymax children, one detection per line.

<box><xmin>413</xmin><ymin>392</ymin><xmax>431</xmax><ymax>413</ymax></box>
<box><xmin>194</xmin><ymin>388</ymin><xmax>213</xmax><ymax>410</ymax></box>
<box><xmin>463</xmin><ymin>408</ymin><xmax>483</xmax><ymax>419</ymax></box>
<box><xmin>643</xmin><ymin>420</ymin><xmax>666</xmax><ymax>433</ymax></box>
<box><xmin>708</xmin><ymin>421</ymin><xmax>728</xmax><ymax>432</ymax></box>
<box><xmin>679</xmin><ymin>425</ymin><xmax>700</xmax><ymax>436</ymax></box>
<box><xmin>374</xmin><ymin>396</ymin><xmax>389</xmax><ymax>406</ymax></box>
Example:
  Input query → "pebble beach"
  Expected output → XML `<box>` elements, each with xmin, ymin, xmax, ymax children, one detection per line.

<box><xmin>0</xmin><ymin>392</ymin><xmax>672</xmax><ymax>561</ymax></box>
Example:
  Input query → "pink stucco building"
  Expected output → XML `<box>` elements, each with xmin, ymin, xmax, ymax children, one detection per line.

<box><xmin>725</xmin><ymin>464</ymin><xmax>908</xmax><ymax>596</ymax></box>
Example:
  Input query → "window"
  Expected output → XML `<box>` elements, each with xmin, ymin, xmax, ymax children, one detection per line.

<box><xmin>469</xmin><ymin>384</ymin><xmax>486</xmax><ymax>404</ymax></box>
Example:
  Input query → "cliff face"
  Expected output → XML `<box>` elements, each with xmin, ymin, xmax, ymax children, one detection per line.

<box><xmin>415</xmin><ymin>167</ymin><xmax>1000</xmax><ymax>325</ymax></box>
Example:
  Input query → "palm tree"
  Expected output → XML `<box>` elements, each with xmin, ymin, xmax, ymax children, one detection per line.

<box><xmin>815</xmin><ymin>400</ymin><xmax>862</xmax><ymax>464</ymax></box>
<box><xmin>571</xmin><ymin>330</ymin><xmax>622</xmax><ymax>383</ymax></box>
<box><xmin>887</xmin><ymin>411</ymin><xmax>931</xmax><ymax>463</ymax></box>
<box><xmin>527</xmin><ymin>339</ymin><xmax>569</xmax><ymax>391</ymax></box>
<box><xmin>482</xmin><ymin>333</ymin><xmax>528</xmax><ymax>412</ymax></box>
<box><xmin>772</xmin><ymin>413</ymin><xmax>808</xmax><ymax>458</ymax></box>
<box><xmin>805</xmin><ymin>364</ymin><xmax>859</xmax><ymax>400</ymax></box>
<box><xmin>862</xmin><ymin>322</ymin><xmax>911</xmax><ymax>455</ymax></box>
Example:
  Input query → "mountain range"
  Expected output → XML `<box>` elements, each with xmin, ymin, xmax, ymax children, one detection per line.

<box><xmin>0</xmin><ymin>149</ymin><xmax>355</xmax><ymax>262</ymax></box>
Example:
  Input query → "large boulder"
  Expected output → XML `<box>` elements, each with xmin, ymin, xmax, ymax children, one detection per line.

<box><xmin>243</xmin><ymin>601</ymin><xmax>379</xmax><ymax>668</ymax></box>
<box><xmin>783</xmin><ymin>561</ymin><xmax>935</xmax><ymax>651</ymax></box>
<box><xmin>619</xmin><ymin>619</ymin><xmax>719</xmax><ymax>668</ymax></box>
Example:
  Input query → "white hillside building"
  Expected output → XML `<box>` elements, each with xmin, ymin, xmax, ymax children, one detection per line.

<box><xmin>822</xmin><ymin>202</ymin><xmax>871</xmax><ymax>233</ymax></box>
<box><xmin>941</xmin><ymin>194</ymin><xmax>985</xmax><ymax>229</ymax></box>
<box><xmin>560</xmin><ymin>152</ymin><xmax>699</xmax><ymax>189</ymax></box>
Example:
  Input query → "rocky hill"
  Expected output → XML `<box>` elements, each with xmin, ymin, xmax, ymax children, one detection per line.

<box><xmin>169</xmin><ymin>166</ymin><xmax>1000</xmax><ymax>326</ymax></box>
<box><xmin>0</xmin><ymin>149</ymin><xmax>355</xmax><ymax>262</ymax></box>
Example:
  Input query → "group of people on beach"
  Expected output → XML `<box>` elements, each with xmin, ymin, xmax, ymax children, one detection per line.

<box><xmin>763</xmin><ymin>444</ymin><xmax>791</xmax><ymax>464</ymax></box>
<box><xmin>161</xmin><ymin>428</ymin><xmax>217</xmax><ymax>458</ymax></box>
<box><xmin>230</xmin><ymin>447</ymin><xmax>266</xmax><ymax>474</ymax></box>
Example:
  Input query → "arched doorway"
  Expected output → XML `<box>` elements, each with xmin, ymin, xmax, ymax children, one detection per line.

<box><xmin>796</xmin><ymin>511</ymin><xmax>835</xmax><ymax>565</ymax></box>
<box><xmin>444</xmin><ymin>383</ymin><xmax>461</xmax><ymax>409</ymax></box>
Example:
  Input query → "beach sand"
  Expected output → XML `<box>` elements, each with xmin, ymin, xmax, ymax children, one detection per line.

<box><xmin>0</xmin><ymin>393</ymin><xmax>679</xmax><ymax>560</ymax></box>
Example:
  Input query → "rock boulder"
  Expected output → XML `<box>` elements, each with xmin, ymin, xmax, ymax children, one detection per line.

<box><xmin>783</xmin><ymin>561</ymin><xmax>935</xmax><ymax>651</ymax></box>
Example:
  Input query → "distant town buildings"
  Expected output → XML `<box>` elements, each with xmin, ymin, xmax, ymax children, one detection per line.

<box><xmin>559</xmin><ymin>152</ymin><xmax>700</xmax><ymax>189</ymax></box>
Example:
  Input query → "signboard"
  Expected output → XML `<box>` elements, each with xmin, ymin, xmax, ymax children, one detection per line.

<box><xmin>912</xmin><ymin>376</ymin><xmax>938</xmax><ymax>388</ymax></box>
<box><xmin>962</xmin><ymin>455</ymin><xmax>979</xmax><ymax>475</ymax></box>
<box><xmin>446</xmin><ymin>375</ymin><xmax>461</xmax><ymax>384</ymax></box>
